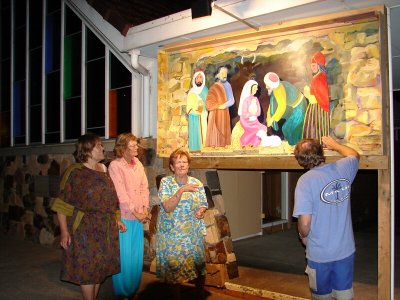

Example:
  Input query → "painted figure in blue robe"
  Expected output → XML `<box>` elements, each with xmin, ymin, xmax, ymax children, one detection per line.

<box><xmin>263</xmin><ymin>72</ymin><xmax>307</xmax><ymax>146</ymax></box>
<box><xmin>186</xmin><ymin>70</ymin><xmax>208</xmax><ymax>151</ymax></box>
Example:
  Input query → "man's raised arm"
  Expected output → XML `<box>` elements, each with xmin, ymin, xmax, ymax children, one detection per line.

<box><xmin>321</xmin><ymin>136</ymin><xmax>360</xmax><ymax>161</ymax></box>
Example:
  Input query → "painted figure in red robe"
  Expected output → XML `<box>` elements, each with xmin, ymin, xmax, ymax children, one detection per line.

<box><xmin>302</xmin><ymin>51</ymin><xmax>330</xmax><ymax>143</ymax></box>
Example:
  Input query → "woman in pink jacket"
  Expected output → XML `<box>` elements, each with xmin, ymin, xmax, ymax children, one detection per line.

<box><xmin>109</xmin><ymin>133</ymin><xmax>150</xmax><ymax>300</ymax></box>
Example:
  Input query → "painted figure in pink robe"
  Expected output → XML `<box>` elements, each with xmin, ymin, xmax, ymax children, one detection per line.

<box><xmin>302</xmin><ymin>51</ymin><xmax>330</xmax><ymax>143</ymax></box>
<box><xmin>238</xmin><ymin>80</ymin><xmax>281</xmax><ymax>147</ymax></box>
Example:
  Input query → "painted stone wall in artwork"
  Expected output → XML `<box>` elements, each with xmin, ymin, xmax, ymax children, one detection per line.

<box><xmin>157</xmin><ymin>17</ymin><xmax>383</xmax><ymax>158</ymax></box>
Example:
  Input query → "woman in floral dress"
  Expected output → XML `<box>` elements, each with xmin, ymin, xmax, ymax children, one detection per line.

<box><xmin>156</xmin><ymin>148</ymin><xmax>208</xmax><ymax>300</ymax></box>
<box><xmin>52</xmin><ymin>133</ymin><xmax>126</xmax><ymax>300</ymax></box>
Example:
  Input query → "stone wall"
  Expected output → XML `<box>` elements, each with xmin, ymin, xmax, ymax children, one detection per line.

<box><xmin>0</xmin><ymin>138</ymin><xmax>238</xmax><ymax>286</ymax></box>
<box><xmin>330</xmin><ymin>43</ymin><xmax>382</xmax><ymax>154</ymax></box>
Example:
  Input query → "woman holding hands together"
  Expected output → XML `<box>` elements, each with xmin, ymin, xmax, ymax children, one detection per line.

<box><xmin>109</xmin><ymin>133</ymin><xmax>150</xmax><ymax>300</ymax></box>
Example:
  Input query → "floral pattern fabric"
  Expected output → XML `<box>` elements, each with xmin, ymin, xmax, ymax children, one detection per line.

<box><xmin>60</xmin><ymin>165</ymin><xmax>121</xmax><ymax>285</ymax></box>
<box><xmin>156</xmin><ymin>175</ymin><xmax>208</xmax><ymax>284</ymax></box>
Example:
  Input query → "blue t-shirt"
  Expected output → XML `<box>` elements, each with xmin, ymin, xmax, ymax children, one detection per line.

<box><xmin>293</xmin><ymin>156</ymin><xmax>359</xmax><ymax>263</ymax></box>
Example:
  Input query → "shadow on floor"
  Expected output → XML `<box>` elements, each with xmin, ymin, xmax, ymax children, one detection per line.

<box><xmin>233</xmin><ymin>227</ymin><xmax>378</xmax><ymax>285</ymax></box>
<box><xmin>230</xmin><ymin>226</ymin><xmax>400</xmax><ymax>299</ymax></box>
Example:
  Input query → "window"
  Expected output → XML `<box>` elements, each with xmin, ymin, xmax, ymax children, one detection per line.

<box><xmin>109</xmin><ymin>53</ymin><xmax>132</xmax><ymax>137</ymax></box>
<box><xmin>29</xmin><ymin>48</ymin><xmax>42</xmax><ymax>143</ymax></box>
<box><xmin>45</xmin><ymin>3</ymin><xmax>61</xmax><ymax>143</ymax></box>
<box><xmin>13</xmin><ymin>0</ymin><xmax>27</xmax><ymax>145</ymax></box>
<box><xmin>64</xmin><ymin>5</ymin><xmax>81</xmax><ymax>140</ymax></box>
<box><xmin>29</xmin><ymin>0</ymin><xmax>43</xmax><ymax>143</ymax></box>
<box><xmin>46</xmin><ymin>0</ymin><xmax>60</xmax><ymax>15</ymax></box>
<box><xmin>0</xmin><ymin>1</ymin><xmax>11</xmax><ymax>146</ymax></box>
<box><xmin>86</xmin><ymin>29</ymin><xmax>105</xmax><ymax>137</ymax></box>
<box><xmin>0</xmin><ymin>0</ymin><xmax>136</xmax><ymax>147</ymax></box>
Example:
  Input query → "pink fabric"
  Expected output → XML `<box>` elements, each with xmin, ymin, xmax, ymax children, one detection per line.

<box><xmin>239</xmin><ymin>95</ymin><xmax>267</xmax><ymax>147</ymax></box>
<box><xmin>108</xmin><ymin>157</ymin><xmax>149</xmax><ymax>220</ymax></box>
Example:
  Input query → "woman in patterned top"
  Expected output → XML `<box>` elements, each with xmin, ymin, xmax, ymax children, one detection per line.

<box><xmin>156</xmin><ymin>148</ymin><xmax>208</xmax><ymax>300</ymax></box>
<box><xmin>53</xmin><ymin>133</ymin><xmax>126</xmax><ymax>300</ymax></box>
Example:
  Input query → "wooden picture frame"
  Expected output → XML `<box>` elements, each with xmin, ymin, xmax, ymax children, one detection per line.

<box><xmin>157</xmin><ymin>5</ymin><xmax>390</xmax><ymax>170</ymax></box>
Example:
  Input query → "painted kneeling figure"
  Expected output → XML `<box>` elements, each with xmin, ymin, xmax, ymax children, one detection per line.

<box><xmin>238</xmin><ymin>79</ymin><xmax>281</xmax><ymax>147</ymax></box>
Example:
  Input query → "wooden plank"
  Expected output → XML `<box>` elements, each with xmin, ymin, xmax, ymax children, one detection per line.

<box><xmin>377</xmin><ymin>169</ymin><xmax>391</xmax><ymax>300</ymax></box>
<box><xmin>162</xmin><ymin>6</ymin><xmax>384</xmax><ymax>53</ymax></box>
<box><xmin>377</xmin><ymin>7</ymin><xmax>392</xmax><ymax>300</ymax></box>
<box><xmin>379</xmin><ymin>7</ymin><xmax>390</xmax><ymax>156</ymax></box>
<box><xmin>170</xmin><ymin>155</ymin><xmax>388</xmax><ymax>170</ymax></box>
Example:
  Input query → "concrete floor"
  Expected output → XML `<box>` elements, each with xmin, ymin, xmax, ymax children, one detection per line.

<box><xmin>0</xmin><ymin>234</ymin><xmax>239</xmax><ymax>300</ymax></box>
<box><xmin>231</xmin><ymin>226</ymin><xmax>400</xmax><ymax>300</ymax></box>
<box><xmin>1</xmin><ymin>227</ymin><xmax>399</xmax><ymax>300</ymax></box>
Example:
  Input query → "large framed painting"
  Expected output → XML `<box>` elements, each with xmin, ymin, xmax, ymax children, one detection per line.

<box><xmin>157</xmin><ymin>5</ymin><xmax>389</xmax><ymax>167</ymax></box>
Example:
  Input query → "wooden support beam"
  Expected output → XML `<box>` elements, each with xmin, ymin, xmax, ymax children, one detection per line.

<box><xmin>175</xmin><ymin>155</ymin><xmax>389</xmax><ymax>170</ymax></box>
<box><xmin>163</xmin><ymin>5</ymin><xmax>384</xmax><ymax>53</ymax></box>
<box><xmin>377</xmin><ymin>169</ymin><xmax>391</xmax><ymax>300</ymax></box>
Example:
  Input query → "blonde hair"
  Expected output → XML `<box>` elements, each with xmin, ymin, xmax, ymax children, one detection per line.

<box><xmin>113</xmin><ymin>133</ymin><xmax>138</xmax><ymax>158</ymax></box>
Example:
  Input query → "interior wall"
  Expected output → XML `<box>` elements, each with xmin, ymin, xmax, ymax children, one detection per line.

<box><xmin>262</xmin><ymin>171</ymin><xmax>282</xmax><ymax>224</ymax></box>
<box><xmin>218</xmin><ymin>170</ymin><xmax>262</xmax><ymax>240</ymax></box>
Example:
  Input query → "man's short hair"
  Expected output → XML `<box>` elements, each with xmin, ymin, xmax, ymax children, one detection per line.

<box><xmin>294</xmin><ymin>139</ymin><xmax>326</xmax><ymax>169</ymax></box>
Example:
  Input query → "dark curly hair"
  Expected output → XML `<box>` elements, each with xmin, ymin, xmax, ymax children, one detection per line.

<box><xmin>168</xmin><ymin>148</ymin><xmax>191</xmax><ymax>172</ymax></box>
<box><xmin>73</xmin><ymin>133</ymin><xmax>101</xmax><ymax>163</ymax></box>
<box><xmin>294</xmin><ymin>139</ymin><xmax>325</xmax><ymax>169</ymax></box>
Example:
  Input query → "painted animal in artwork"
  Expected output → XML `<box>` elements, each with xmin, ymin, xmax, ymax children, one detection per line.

<box><xmin>230</xmin><ymin>55</ymin><xmax>261</xmax><ymax>125</ymax></box>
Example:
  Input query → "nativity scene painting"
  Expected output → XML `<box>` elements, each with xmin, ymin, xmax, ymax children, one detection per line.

<box><xmin>157</xmin><ymin>14</ymin><xmax>383</xmax><ymax>158</ymax></box>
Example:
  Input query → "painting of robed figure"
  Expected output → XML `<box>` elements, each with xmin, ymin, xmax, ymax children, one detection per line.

<box><xmin>186</xmin><ymin>70</ymin><xmax>209</xmax><ymax>151</ymax></box>
<box><xmin>157</xmin><ymin>8</ymin><xmax>384</xmax><ymax>158</ymax></box>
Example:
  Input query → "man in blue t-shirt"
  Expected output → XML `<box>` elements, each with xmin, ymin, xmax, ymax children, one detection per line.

<box><xmin>293</xmin><ymin>136</ymin><xmax>359</xmax><ymax>300</ymax></box>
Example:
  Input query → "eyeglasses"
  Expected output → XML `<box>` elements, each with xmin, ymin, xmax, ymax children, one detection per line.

<box><xmin>128</xmin><ymin>143</ymin><xmax>138</xmax><ymax>149</ymax></box>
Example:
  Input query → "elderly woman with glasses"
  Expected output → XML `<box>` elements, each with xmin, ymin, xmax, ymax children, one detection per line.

<box><xmin>108</xmin><ymin>133</ymin><xmax>150</xmax><ymax>300</ymax></box>
<box><xmin>156</xmin><ymin>148</ymin><xmax>208</xmax><ymax>300</ymax></box>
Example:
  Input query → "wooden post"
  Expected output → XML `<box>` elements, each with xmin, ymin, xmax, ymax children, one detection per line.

<box><xmin>377</xmin><ymin>169</ymin><xmax>391</xmax><ymax>300</ymax></box>
<box><xmin>377</xmin><ymin>7</ymin><xmax>392</xmax><ymax>299</ymax></box>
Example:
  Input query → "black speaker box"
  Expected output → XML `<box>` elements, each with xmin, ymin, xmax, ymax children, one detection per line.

<box><xmin>191</xmin><ymin>0</ymin><xmax>212</xmax><ymax>19</ymax></box>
